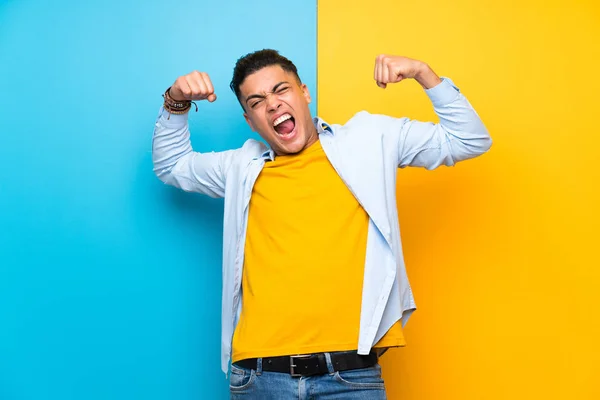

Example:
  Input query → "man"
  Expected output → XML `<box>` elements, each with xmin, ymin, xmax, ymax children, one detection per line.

<box><xmin>152</xmin><ymin>49</ymin><xmax>491</xmax><ymax>399</ymax></box>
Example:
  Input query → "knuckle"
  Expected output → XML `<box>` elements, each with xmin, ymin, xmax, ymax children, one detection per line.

<box><xmin>202</xmin><ymin>72</ymin><xmax>212</xmax><ymax>84</ymax></box>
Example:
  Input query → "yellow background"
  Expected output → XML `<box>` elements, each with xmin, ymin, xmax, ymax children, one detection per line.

<box><xmin>318</xmin><ymin>0</ymin><xmax>600</xmax><ymax>398</ymax></box>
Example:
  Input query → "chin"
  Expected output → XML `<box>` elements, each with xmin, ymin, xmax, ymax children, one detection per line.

<box><xmin>285</xmin><ymin>139</ymin><xmax>308</xmax><ymax>154</ymax></box>
<box><xmin>271</xmin><ymin>135</ymin><xmax>301</xmax><ymax>155</ymax></box>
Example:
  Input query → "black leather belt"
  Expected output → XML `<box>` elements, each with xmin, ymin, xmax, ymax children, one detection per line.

<box><xmin>234</xmin><ymin>350</ymin><xmax>378</xmax><ymax>377</ymax></box>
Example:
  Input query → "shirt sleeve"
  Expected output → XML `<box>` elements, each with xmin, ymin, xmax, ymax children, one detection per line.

<box><xmin>377</xmin><ymin>77</ymin><xmax>493</xmax><ymax>169</ymax></box>
<box><xmin>151</xmin><ymin>107</ymin><xmax>237</xmax><ymax>198</ymax></box>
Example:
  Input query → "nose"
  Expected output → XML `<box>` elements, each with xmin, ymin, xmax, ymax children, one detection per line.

<box><xmin>266</xmin><ymin>93</ymin><xmax>282</xmax><ymax>112</ymax></box>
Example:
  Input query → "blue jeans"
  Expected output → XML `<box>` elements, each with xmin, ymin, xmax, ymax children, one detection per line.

<box><xmin>229</xmin><ymin>353</ymin><xmax>387</xmax><ymax>399</ymax></box>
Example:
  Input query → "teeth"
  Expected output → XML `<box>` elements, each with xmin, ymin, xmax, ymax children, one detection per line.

<box><xmin>273</xmin><ymin>114</ymin><xmax>292</xmax><ymax>127</ymax></box>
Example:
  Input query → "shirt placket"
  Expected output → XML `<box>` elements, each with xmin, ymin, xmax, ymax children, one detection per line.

<box><xmin>231</xmin><ymin>158</ymin><xmax>266</xmax><ymax>330</ymax></box>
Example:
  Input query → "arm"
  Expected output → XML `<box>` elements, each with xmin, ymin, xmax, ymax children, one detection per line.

<box><xmin>374</xmin><ymin>55</ymin><xmax>492</xmax><ymax>169</ymax></box>
<box><xmin>152</xmin><ymin>71</ymin><xmax>235</xmax><ymax>198</ymax></box>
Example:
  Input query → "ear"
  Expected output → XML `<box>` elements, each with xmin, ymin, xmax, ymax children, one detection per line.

<box><xmin>244</xmin><ymin>113</ymin><xmax>257</xmax><ymax>132</ymax></box>
<box><xmin>301</xmin><ymin>83</ymin><xmax>311</xmax><ymax>104</ymax></box>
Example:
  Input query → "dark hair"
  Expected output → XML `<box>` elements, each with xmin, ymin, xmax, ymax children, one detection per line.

<box><xmin>230</xmin><ymin>49</ymin><xmax>301</xmax><ymax>105</ymax></box>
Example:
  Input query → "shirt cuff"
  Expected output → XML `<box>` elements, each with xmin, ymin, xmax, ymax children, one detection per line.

<box><xmin>157</xmin><ymin>106</ymin><xmax>189</xmax><ymax>127</ymax></box>
<box><xmin>425</xmin><ymin>77</ymin><xmax>460</xmax><ymax>107</ymax></box>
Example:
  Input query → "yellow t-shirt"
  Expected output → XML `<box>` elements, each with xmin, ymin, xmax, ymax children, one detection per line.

<box><xmin>232</xmin><ymin>139</ymin><xmax>405</xmax><ymax>362</ymax></box>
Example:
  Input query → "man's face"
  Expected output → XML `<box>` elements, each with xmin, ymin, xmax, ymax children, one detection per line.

<box><xmin>240</xmin><ymin>65</ymin><xmax>317</xmax><ymax>156</ymax></box>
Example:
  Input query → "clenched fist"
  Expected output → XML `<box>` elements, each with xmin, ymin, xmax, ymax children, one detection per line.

<box><xmin>374</xmin><ymin>55</ymin><xmax>441</xmax><ymax>90</ymax></box>
<box><xmin>169</xmin><ymin>71</ymin><xmax>217</xmax><ymax>102</ymax></box>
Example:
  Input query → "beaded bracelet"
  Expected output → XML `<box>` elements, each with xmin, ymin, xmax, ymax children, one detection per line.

<box><xmin>162</xmin><ymin>87</ymin><xmax>198</xmax><ymax>119</ymax></box>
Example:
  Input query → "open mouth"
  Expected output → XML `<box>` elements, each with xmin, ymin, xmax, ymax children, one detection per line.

<box><xmin>273</xmin><ymin>113</ymin><xmax>296</xmax><ymax>139</ymax></box>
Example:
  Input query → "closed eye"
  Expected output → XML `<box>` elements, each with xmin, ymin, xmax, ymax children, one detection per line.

<box><xmin>250</xmin><ymin>99</ymin><xmax>264</xmax><ymax>108</ymax></box>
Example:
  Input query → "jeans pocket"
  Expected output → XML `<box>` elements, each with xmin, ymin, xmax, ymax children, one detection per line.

<box><xmin>229</xmin><ymin>365</ymin><xmax>256</xmax><ymax>391</ymax></box>
<box><xmin>334</xmin><ymin>364</ymin><xmax>385</xmax><ymax>389</ymax></box>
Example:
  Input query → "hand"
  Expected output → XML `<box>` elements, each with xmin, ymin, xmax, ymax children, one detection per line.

<box><xmin>169</xmin><ymin>71</ymin><xmax>217</xmax><ymax>102</ymax></box>
<box><xmin>373</xmin><ymin>55</ymin><xmax>441</xmax><ymax>89</ymax></box>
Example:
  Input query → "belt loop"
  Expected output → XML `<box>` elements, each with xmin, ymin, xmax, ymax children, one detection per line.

<box><xmin>256</xmin><ymin>357</ymin><xmax>263</xmax><ymax>375</ymax></box>
<box><xmin>324</xmin><ymin>352</ymin><xmax>334</xmax><ymax>374</ymax></box>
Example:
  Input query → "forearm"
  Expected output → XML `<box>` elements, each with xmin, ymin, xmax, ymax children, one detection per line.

<box><xmin>151</xmin><ymin>107</ymin><xmax>231</xmax><ymax>198</ymax></box>
<box><xmin>393</xmin><ymin>78</ymin><xmax>491</xmax><ymax>169</ymax></box>
<box><xmin>426</xmin><ymin>79</ymin><xmax>492</xmax><ymax>162</ymax></box>
<box><xmin>152</xmin><ymin>108</ymin><xmax>193</xmax><ymax>182</ymax></box>
<box><xmin>372</xmin><ymin>54</ymin><xmax>491</xmax><ymax>167</ymax></box>
<box><xmin>415</xmin><ymin>62</ymin><xmax>443</xmax><ymax>90</ymax></box>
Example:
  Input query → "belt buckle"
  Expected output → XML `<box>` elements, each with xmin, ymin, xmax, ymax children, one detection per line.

<box><xmin>290</xmin><ymin>354</ymin><xmax>311</xmax><ymax>377</ymax></box>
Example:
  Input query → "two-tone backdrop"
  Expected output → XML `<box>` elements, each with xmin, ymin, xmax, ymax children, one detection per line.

<box><xmin>1</xmin><ymin>0</ymin><xmax>598</xmax><ymax>399</ymax></box>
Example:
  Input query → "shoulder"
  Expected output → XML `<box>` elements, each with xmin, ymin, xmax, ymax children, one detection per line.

<box><xmin>346</xmin><ymin>110</ymin><xmax>407</xmax><ymax>126</ymax></box>
<box><xmin>331</xmin><ymin>111</ymin><xmax>407</xmax><ymax>137</ymax></box>
<box><xmin>240</xmin><ymin>138</ymin><xmax>268</xmax><ymax>155</ymax></box>
<box><xmin>224</xmin><ymin>139</ymin><xmax>268</xmax><ymax>164</ymax></box>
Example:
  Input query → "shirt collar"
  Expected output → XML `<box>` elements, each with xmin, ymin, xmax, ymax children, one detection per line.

<box><xmin>261</xmin><ymin>148</ymin><xmax>275</xmax><ymax>161</ymax></box>
<box><xmin>314</xmin><ymin>116</ymin><xmax>333</xmax><ymax>134</ymax></box>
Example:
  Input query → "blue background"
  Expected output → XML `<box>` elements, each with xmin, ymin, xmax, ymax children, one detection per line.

<box><xmin>0</xmin><ymin>1</ymin><xmax>316</xmax><ymax>398</ymax></box>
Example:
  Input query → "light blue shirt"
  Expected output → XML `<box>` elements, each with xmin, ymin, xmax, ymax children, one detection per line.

<box><xmin>152</xmin><ymin>77</ymin><xmax>492</xmax><ymax>373</ymax></box>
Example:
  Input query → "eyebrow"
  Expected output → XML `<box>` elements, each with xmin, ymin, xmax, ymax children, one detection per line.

<box><xmin>245</xmin><ymin>81</ymin><xmax>289</xmax><ymax>105</ymax></box>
